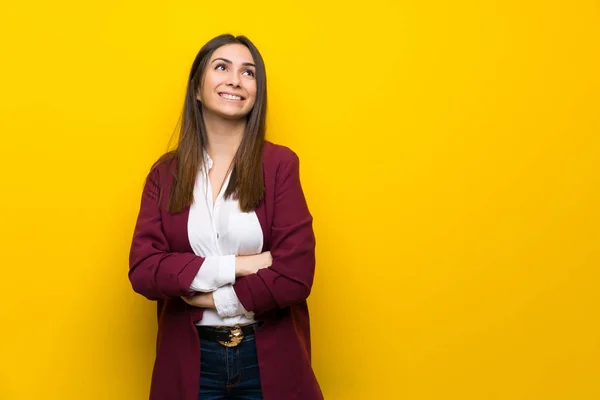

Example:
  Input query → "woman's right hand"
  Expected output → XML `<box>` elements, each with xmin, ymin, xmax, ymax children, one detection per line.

<box><xmin>235</xmin><ymin>251</ymin><xmax>272</xmax><ymax>277</ymax></box>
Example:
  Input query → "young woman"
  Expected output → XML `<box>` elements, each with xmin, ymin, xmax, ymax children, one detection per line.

<box><xmin>128</xmin><ymin>34</ymin><xmax>323</xmax><ymax>400</ymax></box>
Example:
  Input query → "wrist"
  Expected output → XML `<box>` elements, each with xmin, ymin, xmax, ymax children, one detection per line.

<box><xmin>235</xmin><ymin>256</ymin><xmax>246</xmax><ymax>278</ymax></box>
<box><xmin>200</xmin><ymin>292</ymin><xmax>215</xmax><ymax>309</ymax></box>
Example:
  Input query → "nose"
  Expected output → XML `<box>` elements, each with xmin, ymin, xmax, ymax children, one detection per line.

<box><xmin>227</xmin><ymin>72</ymin><xmax>241</xmax><ymax>88</ymax></box>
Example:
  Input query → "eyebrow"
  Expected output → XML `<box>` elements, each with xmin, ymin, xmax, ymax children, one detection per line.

<box><xmin>211</xmin><ymin>57</ymin><xmax>255</xmax><ymax>67</ymax></box>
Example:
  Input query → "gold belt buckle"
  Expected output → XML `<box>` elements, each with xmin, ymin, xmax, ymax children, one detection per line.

<box><xmin>217</xmin><ymin>325</ymin><xmax>244</xmax><ymax>347</ymax></box>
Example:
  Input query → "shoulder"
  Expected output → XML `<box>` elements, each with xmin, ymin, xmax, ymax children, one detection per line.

<box><xmin>146</xmin><ymin>151</ymin><xmax>177</xmax><ymax>184</ymax></box>
<box><xmin>261</xmin><ymin>141</ymin><xmax>304</xmax><ymax>192</ymax></box>
<box><xmin>262</xmin><ymin>141</ymin><xmax>300</xmax><ymax>168</ymax></box>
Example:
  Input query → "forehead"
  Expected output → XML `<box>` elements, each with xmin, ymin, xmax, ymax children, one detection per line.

<box><xmin>210</xmin><ymin>44</ymin><xmax>254</xmax><ymax>64</ymax></box>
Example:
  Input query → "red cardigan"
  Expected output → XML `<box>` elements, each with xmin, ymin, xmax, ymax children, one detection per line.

<box><xmin>129</xmin><ymin>141</ymin><xmax>324</xmax><ymax>400</ymax></box>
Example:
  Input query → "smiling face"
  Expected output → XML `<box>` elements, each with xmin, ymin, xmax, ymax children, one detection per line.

<box><xmin>197</xmin><ymin>43</ymin><xmax>257</xmax><ymax>121</ymax></box>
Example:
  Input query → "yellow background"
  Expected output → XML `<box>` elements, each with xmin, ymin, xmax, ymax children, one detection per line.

<box><xmin>1</xmin><ymin>1</ymin><xmax>599</xmax><ymax>399</ymax></box>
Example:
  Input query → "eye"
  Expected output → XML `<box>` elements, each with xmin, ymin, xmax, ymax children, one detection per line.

<box><xmin>214</xmin><ymin>63</ymin><xmax>227</xmax><ymax>71</ymax></box>
<box><xmin>243</xmin><ymin>69</ymin><xmax>255</xmax><ymax>77</ymax></box>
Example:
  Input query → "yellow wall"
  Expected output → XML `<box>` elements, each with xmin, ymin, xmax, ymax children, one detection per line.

<box><xmin>1</xmin><ymin>1</ymin><xmax>599</xmax><ymax>399</ymax></box>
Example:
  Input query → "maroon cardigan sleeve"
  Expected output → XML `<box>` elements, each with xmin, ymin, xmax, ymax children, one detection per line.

<box><xmin>233</xmin><ymin>150</ymin><xmax>316</xmax><ymax>315</ymax></box>
<box><xmin>128</xmin><ymin>164</ymin><xmax>204</xmax><ymax>300</ymax></box>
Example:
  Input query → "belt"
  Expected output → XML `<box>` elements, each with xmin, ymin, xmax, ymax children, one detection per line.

<box><xmin>196</xmin><ymin>322</ymin><xmax>261</xmax><ymax>347</ymax></box>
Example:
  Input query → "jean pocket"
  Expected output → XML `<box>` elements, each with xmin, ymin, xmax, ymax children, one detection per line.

<box><xmin>200</xmin><ymin>340</ymin><xmax>225</xmax><ymax>371</ymax></box>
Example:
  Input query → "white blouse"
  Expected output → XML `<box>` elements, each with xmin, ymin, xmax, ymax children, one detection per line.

<box><xmin>187</xmin><ymin>153</ymin><xmax>263</xmax><ymax>327</ymax></box>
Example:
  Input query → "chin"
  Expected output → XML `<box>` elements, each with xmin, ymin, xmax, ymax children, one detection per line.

<box><xmin>203</xmin><ymin>104</ymin><xmax>250</xmax><ymax>121</ymax></box>
<box><xmin>217</xmin><ymin>110</ymin><xmax>250</xmax><ymax>121</ymax></box>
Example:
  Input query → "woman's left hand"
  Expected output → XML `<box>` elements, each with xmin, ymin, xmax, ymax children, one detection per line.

<box><xmin>181</xmin><ymin>292</ymin><xmax>215</xmax><ymax>309</ymax></box>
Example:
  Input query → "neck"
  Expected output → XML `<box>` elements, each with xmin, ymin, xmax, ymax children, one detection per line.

<box><xmin>202</xmin><ymin>110</ymin><xmax>246</xmax><ymax>160</ymax></box>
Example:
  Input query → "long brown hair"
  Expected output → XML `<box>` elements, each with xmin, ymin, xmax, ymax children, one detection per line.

<box><xmin>157</xmin><ymin>34</ymin><xmax>267</xmax><ymax>213</ymax></box>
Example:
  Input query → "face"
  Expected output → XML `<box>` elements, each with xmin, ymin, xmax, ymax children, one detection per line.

<box><xmin>197</xmin><ymin>43</ymin><xmax>257</xmax><ymax>121</ymax></box>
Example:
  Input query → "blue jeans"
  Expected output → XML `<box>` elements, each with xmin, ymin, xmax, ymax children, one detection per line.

<box><xmin>199</xmin><ymin>334</ymin><xmax>263</xmax><ymax>400</ymax></box>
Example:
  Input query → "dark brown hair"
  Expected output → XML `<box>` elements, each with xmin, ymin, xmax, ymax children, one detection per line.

<box><xmin>157</xmin><ymin>34</ymin><xmax>267</xmax><ymax>213</ymax></box>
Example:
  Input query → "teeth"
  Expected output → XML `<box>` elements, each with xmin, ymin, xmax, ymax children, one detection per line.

<box><xmin>220</xmin><ymin>93</ymin><xmax>242</xmax><ymax>100</ymax></box>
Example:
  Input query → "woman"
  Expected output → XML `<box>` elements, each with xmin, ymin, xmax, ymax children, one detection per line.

<box><xmin>128</xmin><ymin>34</ymin><xmax>323</xmax><ymax>400</ymax></box>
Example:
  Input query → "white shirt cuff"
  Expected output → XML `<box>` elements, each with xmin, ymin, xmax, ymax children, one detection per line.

<box><xmin>189</xmin><ymin>255</ymin><xmax>236</xmax><ymax>292</ymax></box>
<box><xmin>213</xmin><ymin>285</ymin><xmax>255</xmax><ymax>318</ymax></box>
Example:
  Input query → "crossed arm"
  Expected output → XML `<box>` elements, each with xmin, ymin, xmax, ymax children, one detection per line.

<box><xmin>129</xmin><ymin>151</ymin><xmax>315</xmax><ymax>317</ymax></box>
<box><xmin>180</xmin><ymin>252</ymin><xmax>272</xmax><ymax>314</ymax></box>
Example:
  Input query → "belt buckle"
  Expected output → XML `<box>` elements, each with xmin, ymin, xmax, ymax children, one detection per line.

<box><xmin>217</xmin><ymin>325</ymin><xmax>244</xmax><ymax>347</ymax></box>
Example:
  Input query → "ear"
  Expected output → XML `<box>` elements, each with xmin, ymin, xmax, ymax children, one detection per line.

<box><xmin>196</xmin><ymin>87</ymin><xmax>202</xmax><ymax>102</ymax></box>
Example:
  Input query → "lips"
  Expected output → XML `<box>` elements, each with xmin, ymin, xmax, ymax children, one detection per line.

<box><xmin>218</xmin><ymin>92</ymin><xmax>245</xmax><ymax>101</ymax></box>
